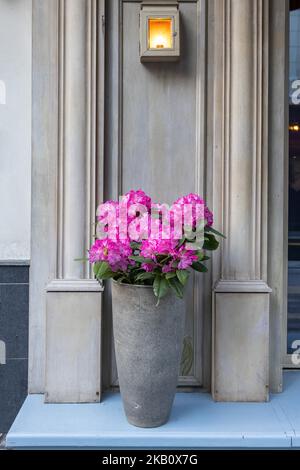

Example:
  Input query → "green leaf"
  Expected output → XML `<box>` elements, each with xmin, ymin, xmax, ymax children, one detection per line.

<box><xmin>165</xmin><ymin>272</ymin><xmax>177</xmax><ymax>280</ymax></box>
<box><xmin>195</xmin><ymin>250</ymin><xmax>204</xmax><ymax>261</ymax></box>
<box><xmin>192</xmin><ymin>261</ymin><xmax>208</xmax><ymax>273</ymax></box>
<box><xmin>206</xmin><ymin>226</ymin><xmax>226</xmax><ymax>238</ymax></box>
<box><xmin>194</xmin><ymin>251</ymin><xmax>209</xmax><ymax>261</ymax></box>
<box><xmin>93</xmin><ymin>262</ymin><xmax>101</xmax><ymax>276</ymax></box>
<box><xmin>156</xmin><ymin>254</ymin><xmax>171</xmax><ymax>264</ymax></box>
<box><xmin>74</xmin><ymin>257</ymin><xmax>89</xmax><ymax>262</ymax></box>
<box><xmin>203</xmin><ymin>233</ymin><xmax>219</xmax><ymax>251</ymax></box>
<box><xmin>167</xmin><ymin>277</ymin><xmax>184</xmax><ymax>299</ymax></box>
<box><xmin>93</xmin><ymin>261</ymin><xmax>113</xmax><ymax>279</ymax></box>
<box><xmin>129</xmin><ymin>255</ymin><xmax>154</xmax><ymax>264</ymax></box>
<box><xmin>101</xmin><ymin>271</ymin><xmax>116</xmax><ymax>280</ymax></box>
<box><xmin>130</xmin><ymin>241</ymin><xmax>141</xmax><ymax>249</ymax></box>
<box><xmin>176</xmin><ymin>269</ymin><xmax>189</xmax><ymax>286</ymax></box>
<box><xmin>177</xmin><ymin>238</ymin><xmax>186</xmax><ymax>249</ymax></box>
<box><xmin>153</xmin><ymin>275</ymin><xmax>169</xmax><ymax>300</ymax></box>
<box><xmin>135</xmin><ymin>272</ymin><xmax>155</xmax><ymax>282</ymax></box>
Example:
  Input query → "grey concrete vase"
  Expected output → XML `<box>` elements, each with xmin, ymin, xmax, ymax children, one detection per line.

<box><xmin>111</xmin><ymin>280</ymin><xmax>185</xmax><ymax>428</ymax></box>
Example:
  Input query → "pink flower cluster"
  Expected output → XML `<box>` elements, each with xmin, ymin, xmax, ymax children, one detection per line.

<box><xmin>96</xmin><ymin>190</ymin><xmax>152</xmax><ymax>241</ymax></box>
<box><xmin>89</xmin><ymin>189</ymin><xmax>214</xmax><ymax>274</ymax></box>
<box><xmin>175</xmin><ymin>193</ymin><xmax>213</xmax><ymax>228</ymax></box>
<box><xmin>96</xmin><ymin>190</ymin><xmax>212</xmax><ymax>242</ymax></box>
<box><xmin>140</xmin><ymin>239</ymin><xmax>198</xmax><ymax>273</ymax></box>
<box><xmin>120</xmin><ymin>189</ymin><xmax>152</xmax><ymax>213</ymax></box>
<box><xmin>88</xmin><ymin>238</ymin><xmax>132</xmax><ymax>272</ymax></box>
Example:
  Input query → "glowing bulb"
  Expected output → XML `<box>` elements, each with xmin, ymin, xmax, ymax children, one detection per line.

<box><xmin>153</xmin><ymin>34</ymin><xmax>168</xmax><ymax>49</ymax></box>
<box><xmin>148</xmin><ymin>18</ymin><xmax>173</xmax><ymax>50</ymax></box>
<box><xmin>289</xmin><ymin>124</ymin><xmax>300</xmax><ymax>132</ymax></box>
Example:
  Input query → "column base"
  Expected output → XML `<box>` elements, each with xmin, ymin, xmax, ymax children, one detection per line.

<box><xmin>45</xmin><ymin>280</ymin><xmax>103</xmax><ymax>403</ymax></box>
<box><xmin>212</xmin><ymin>280</ymin><xmax>271</xmax><ymax>402</ymax></box>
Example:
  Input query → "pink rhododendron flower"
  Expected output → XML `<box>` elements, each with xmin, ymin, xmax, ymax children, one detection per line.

<box><xmin>97</xmin><ymin>200</ymin><xmax>119</xmax><ymax>220</ymax></box>
<box><xmin>141</xmin><ymin>262</ymin><xmax>155</xmax><ymax>272</ymax></box>
<box><xmin>174</xmin><ymin>193</ymin><xmax>213</xmax><ymax>228</ymax></box>
<box><xmin>89</xmin><ymin>190</ymin><xmax>221</xmax><ymax>301</ymax></box>
<box><xmin>140</xmin><ymin>239</ymin><xmax>198</xmax><ymax>271</ymax></box>
<box><xmin>127</xmin><ymin>210</ymin><xmax>151</xmax><ymax>241</ymax></box>
<box><xmin>97</xmin><ymin>190</ymin><xmax>152</xmax><ymax>241</ymax></box>
<box><xmin>96</xmin><ymin>201</ymin><xmax>119</xmax><ymax>239</ymax></box>
<box><xmin>89</xmin><ymin>238</ymin><xmax>132</xmax><ymax>272</ymax></box>
<box><xmin>162</xmin><ymin>263</ymin><xmax>173</xmax><ymax>273</ymax></box>
<box><xmin>150</xmin><ymin>203</ymin><xmax>178</xmax><ymax>240</ymax></box>
<box><xmin>121</xmin><ymin>189</ymin><xmax>151</xmax><ymax>234</ymax></box>
<box><xmin>140</xmin><ymin>239</ymin><xmax>178</xmax><ymax>260</ymax></box>
<box><xmin>177</xmin><ymin>248</ymin><xmax>198</xmax><ymax>269</ymax></box>
<box><xmin>121</xmin><ymin>189</ymin><xmax>151</xmax><ymax>212</ymax></box>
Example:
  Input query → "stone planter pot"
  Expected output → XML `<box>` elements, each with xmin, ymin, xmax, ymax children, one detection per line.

<box><xmin>111</xmin><ymin>280</ymin><xmax>185</xmax><ymax>428</ymax></box>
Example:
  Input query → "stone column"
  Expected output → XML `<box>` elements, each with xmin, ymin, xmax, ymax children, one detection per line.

<box><xmin>45</xmin><ymin>0</ymin><xmax>104</xmax><ymax>403</ymax></box>
<box><xmin>59</xmin><ymin>0</ymin><xmax>89</xmax><ymax>279</ymax></box>
<box><xmin>30</xmin><ymin>0</ymin><xmax>105</xmax><ymax>400</ymax></box>
<box><xmin>211</xmin><ymin>0</ymin><xmax>271</xmax><ymax>401</ymax></box>
<box><xmin>56</xmin><ymin>0</ymin><xmax>100</xmax><ymax>280</ymax></box>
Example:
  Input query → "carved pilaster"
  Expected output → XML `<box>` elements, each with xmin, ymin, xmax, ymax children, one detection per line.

<box><xmin>218</xmin><ymin>0</ymin><xmax>269</xmax><ymax>282</ymax></box>
<box><xmin>30</xmin><ymin>0</ymin><xmax>104</xmax><ymax>394</ymax></box>
<box><xmin>57</xmin><ymin>0</ymin><xmax>99</xmax><ymax>280</ymax></box>
<box><xmin>212</xmin><ymin>0</ymin><xmax>271</xmax><ymax>401</ymax></box>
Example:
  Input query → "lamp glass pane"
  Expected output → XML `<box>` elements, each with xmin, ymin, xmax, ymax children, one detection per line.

<box><xmin>148</xmin><ymin>18</ymin><xmax>173</xmax><ymax>50</ymax></box>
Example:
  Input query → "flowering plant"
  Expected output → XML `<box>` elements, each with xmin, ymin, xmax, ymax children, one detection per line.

<box><xmin>89</xmin><ymin>189</ymin><xmax>224</xmax><ymax>303</ymax></box>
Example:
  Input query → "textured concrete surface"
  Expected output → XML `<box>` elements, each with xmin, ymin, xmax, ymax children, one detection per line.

<box><xmin>45</xmin><ymin>290</ymin><xmax>102</xmax><ymax>403</ymax></box>
<box><xmin>6</xmin><ymin>371</ymin><xmax>300</xmax><ymax>449</ymax></box>
<box><xmin>112</xmin><ymin>282</ymin><xmax>185</xmax><ymax>428</ymax></box>
<box><xmin>213</xmin><ymin>291</ymin><xmax>269</xmax><ymax>401</ymax></box>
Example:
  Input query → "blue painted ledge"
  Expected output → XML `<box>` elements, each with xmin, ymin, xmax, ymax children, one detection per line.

<box><xmin>6</xmin><ymin>371</ymin><xmax>300</xmax><ymax>449</ymax></box>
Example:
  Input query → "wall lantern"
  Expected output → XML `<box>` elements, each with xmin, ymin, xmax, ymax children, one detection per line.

<box><xmin>139</xmin><ymin>1</ymin><xmax>180</xmax><ymax>62</ymax></box>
